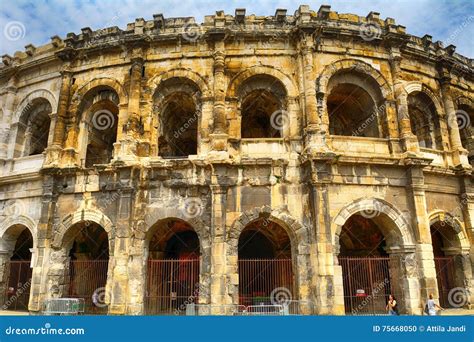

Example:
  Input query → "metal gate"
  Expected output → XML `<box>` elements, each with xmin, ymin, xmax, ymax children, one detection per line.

<box><xmin>3</xmin><ymin>260</ymin><xmax>32</xmax><ymax>311</ymax></box>
<box><xmin>339</xmin><ymin>257</ymin><xmax>393</xmax><ymax>315</ymax></box>
<box><xmin>238</xmin><ymin>258</ymin><xmax>294</xmax><ymax>307</ymax></box>
<box><xmin>68</xmin><ymin>260</ymin><xmax>108</xmax><ymax>314</ymax></box>
<box><xmin>434</xmin><ymin>256</ymin><xmax>456</xmax><ymax>308</ymax></box>
<box><xmin>145</xmin><ymin>259</ymin><xmax>200</xmax><ymax>315</ymax></box>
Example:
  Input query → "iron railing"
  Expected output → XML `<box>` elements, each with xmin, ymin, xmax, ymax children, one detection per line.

<box><xmin>145</xmin><ymin>259</ymin><xmax>200</xmax><ymax>315</ymax></box>
<box><xmin>68</xmin><ymin>260</ymin><xmax>108</xmax><ymax>314</ymax></box>
<box><xmin>42</xmin><ymin>298</ymin><xmax>85</xmax><ymax>315</ymax></box>
<box><xmin>434</xmin><ymin>256</ymin><xmax>456</xmax><ymax>308</ymax></box>
<box><xmin>238</xmin><ymin>258</ymin><xmax>294</xmax><ymax>307</ymax></box>
<box><xmin>339</xmin><ymin>256</ymin><xmax>393</xmax><ymax>315</ymax></box>
<box><xmin>247</xmin><ymin>304</ymin><xmax>284</xmax><ymax>315</ymax></box>
<box><xmin>3</xmin><ymin>260</ymin><xmax>32</xmax><ymax>311</ymax></box>
<box><xmin>186</xmin><ymin>304</ymin><xmax>247</xmax><ymax>316</ymax></box>
<box><xmin>186</xmin><ymin>302</ymin><xmax>315</xmax><ymax>316</ymax></box>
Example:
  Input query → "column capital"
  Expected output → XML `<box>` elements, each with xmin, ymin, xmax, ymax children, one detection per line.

<box><xmin>210</xmin><ymin>184</ymin><xmax>228</xmax><ymax>194</ymax></box>
<box><xmin>385</xmin><ymin>244</ymin><xmax>416</xmax><ymax>255</ymax></box>
<box><xmin>59</xmin><ymin>68</ymin><xmax>74</xmax><ymax>78</ymax></box>
<box><xmin>130</xmin><ymin>57</ymin><xmax>144</xmax><ymax>70</ymax></box>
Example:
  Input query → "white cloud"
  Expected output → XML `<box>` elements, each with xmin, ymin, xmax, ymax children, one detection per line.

<box><xmin>0</xmin><ymin>0</ymin><xmax>472</xmax><ymax>57</ymax></box>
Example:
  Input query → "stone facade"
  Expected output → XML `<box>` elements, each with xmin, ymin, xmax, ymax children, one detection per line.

<box><xmin>0</xmin><ymin>5</ymin><xmax>473</xmax><ymax>315</ymax></box>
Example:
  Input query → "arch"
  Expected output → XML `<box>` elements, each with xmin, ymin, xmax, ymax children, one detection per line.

<box><xmin>238</xmin><ymin>75</ymin><xmax>287</xmax><ymax>139</ymax></box>
<box><xmin>228</xmin><ymin>206</ymin><xmax>312</xmax><ymax>309</ymax></box>
<box><xmin>0</xmin><ymin>215</ymin><xmax>37</xmax><ymax>249</ymax></box>
<box><xmin>13</xmin><ymin>89</ymin><xmax>57</xmax><ymax>124</ymax></box>
<box><xmin>327</xmin><ymin>82</ymin><xmax>381</xmax><ymax>137</ymax></box>
<box><xmin>147</xmin><ymin>68</ymin><xmax>211</xmax><ymax>98</ymax></box>
<box><xmin>70</xmin><ymin>77</ymin><xmax>128</xmax><ymax>113</ymax></box>
<box><xmin>10</xmin><ymin>93</ymin><xmax>54</xmax><ymax>158</ymax></box>
<box><xmin>453</xmin><ymin>97</ymin><xmax>474</xmax><ymax>152</ymax></box>
<box><xmin>455</xmin><ymin>96</ymin><xmax>474</xmax><ymax>109</ymax></box>
<box><xmin>142</xmin><ymin>203</ymin><xmax>209</xmax><ymax>251</ymax></box>
<box><xmin>317</xmin><ymin>59</ymin><xmax>392</xmax><ymax>100</ymax></box>
<box><xmin>52</xmin><ymin>209</ymin><xmax>114</xmax><ymax>249</ymax></box>
<box><xmin>332</xmin><ymin>198</ymin><xmax>415</xmax><ymax>251</ymax></box>
<box><xmin>229</xmin><ymin>205</ymin><xmax>310</xmax><ymax>255</ymax></box>
<box><xmin>146</xmin><ymin>217</ymin><xmax>207</xmax><ymax>254</ymax></box>
<box><xmin>406</xmin><ymin>84</ymin><xmax>444</xmax><ymax>149</ymax></box>
<box><xmin>0</xmin><ymin>219</ymin><xmax>35</xmax><ymax>311</ymax></box>
<box><xmin>142</xmin><ymin>201</ymin><xmax>211</xmax><ymax>313</ymax></box>
<box><xmin>46</xmin><ymin>210</ymin><xmax>112</xmax><ymax>314</ymax></box>
<box><xmin>404</xmin><ymin>82</ymin><xmax>444</xmax><ymax>116</ymax></box>
<box><xmin>152</xmin><ymin>77</ymin><xmax>201</xmax><ymax>157</ymax></box>
<box><xmin>226</xmin><ymin>65</ymin><xmax>299</xmax><ymax>99</ymax></box>
<box><xmin>71</xmin><ymin>82</ymin><xmax>122</xmax><ymax>166</ymax></box>
<box><xmin>428</xmin><ymin>210</ymin><xmax>470</xmax><ymax>251</ymax></box>
<box><xmin>428</xmin><ymin>210</ymin><xmax>471</xmax><ymax>308</ymax></box>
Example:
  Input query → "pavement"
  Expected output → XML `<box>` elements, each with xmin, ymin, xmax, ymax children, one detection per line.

<box><xmin>439</xmin><ymin>308</ymin><xmax>474</xmax><ymax>315</ymax></box>
<box><xmin>0</xmin><ymin>309</ymin><xmax>30</xmax><ymax>316</ymax></box>
<box><xmin>0</xmin><ymin>308</ymin><xmax>473</xmax><ymax>316</ymax></box>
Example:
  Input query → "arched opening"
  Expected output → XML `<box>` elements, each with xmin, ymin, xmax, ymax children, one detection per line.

<box><xmin>239</xmin><ymin>75</ymin><xmax>287</xmax><ymax>139</ymax></box>
<box><xmin>146</xmin><ymin>219</ymin><xmax>200</xmax><ymax>314</ymax></box>
<box><xmin>66</xmin><ymin>222</ymin><xmax>109</xmax><ymax>314</ymax></box>
<box><xmin>238</xmin><ymin>218</ymin><xmax>294</xmax><ymax>307</ymax></box>
<box><xmin>408</xmin><ymin>91</ymin><xmax>442</xmax><ymax>149</ymax></box>
<box><xmin>0</xmin><ymin>225</ymin><xmax>33</xmax><ymax>311</ymax></box>
<box><xmin>338</xmin><ymin>214</ymin><xmax>397</xmax><ymax>315</ymax></box>
<box><xmin>457</xmin><ymin>104</ymin><xmax>474</xmax><ymax>162</ymax></box>
<box><xmin>14</xmin><ymin>98</ymin><xmax>52</xmax><ymax>157</ymax></box>
<box><xmin>430</xmin><ymin>221</ymin><xmax>466</xmax><ymax>308</ymax></box>
<box><xmin>154</xmin><ymin>78</ymin><xmax>200</xmax><ymax>158</ymax></box>
<box><xmin>327</xmin><ymin>71</ymin><xmax>383</xmax><ymax>138</ymax></box>
<box><xmin>78</xmin><ymin>88</ymin><xmax>119</xmax><ymax>167</ymax></box>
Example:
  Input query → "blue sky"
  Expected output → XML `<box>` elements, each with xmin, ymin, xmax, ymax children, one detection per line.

<box><xmin>0</xmin><ymin>0</ymin><xmax>473</xmax><ymax>57</ymax></box>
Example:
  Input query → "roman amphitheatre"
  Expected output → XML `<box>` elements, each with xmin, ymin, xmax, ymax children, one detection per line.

<box><xmin>0</xmin><ymin>5</ymin><xmax>472</xmax><ymax>315</ymax></box>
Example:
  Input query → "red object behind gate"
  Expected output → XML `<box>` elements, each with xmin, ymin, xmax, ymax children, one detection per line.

<box><xmin>3</xmin><ymin>260</ymin><xmax>32</xmax><ymax>311</ymax></box>
<box><xmin>68</xmin><ymin>260</ymin><xmax>108</xmax><ymax>314</ymax></box>
<box><xmin>145</xmin><ymin>259</ymin><xmax>200</xmax><ymax>315</ymax></box>
<box><xmin>339</xmin><ymin>257</ymin><xmax>393</xmax><ymax>315</ymax></box>
<box><xmin>238</xmin><ymin>258</ymin><xmax>294</xmax><ymax>306</ymax></box>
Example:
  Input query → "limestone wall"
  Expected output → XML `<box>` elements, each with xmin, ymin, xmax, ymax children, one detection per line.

<box><xmin>0</xmin><ymin>5</ymin><xmax>473</xmax><ymax>315</ymax></box>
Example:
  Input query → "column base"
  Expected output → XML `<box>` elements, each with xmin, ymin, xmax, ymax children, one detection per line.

<box><xmin>400</xmin><ymin>135</ymin><xmax>420</xmax><ymax>155</ymax></box>
<box><xmin>207</xmin><ymin>151</ymin><xmax>230</xmax><ymax>162</ymax></box>
<box><xmin>108</xmin><ymin>304</ymin><xmax>127</xmax><ymax>315</ymax></box>
<box><xmin>60</xmin><ymin>148</ymin><xmax>79</xmax><ymax>167</ymax></box>
<box><xmin>303</xmin><ymin>128</ymin><xmax>334</xmax><ymax>158</ymax></box>
<box><xmin>44</xmin><ymin>145</ymin><xmax>62</xmax><ymax>167</ymax></box>
<box><xmin>114</xmin><ymin>140</ymin><xmax>139</xmax><ymax>162</ymax></box>
<box><xmin>209</xmin><ymin>133</ymin><xmax>228</xmax><ymax>152</ymax></box>
<box><xmin>452</xmin><ymin>148</ymin><xmax>471</xmax><ymax>168</ymax></box>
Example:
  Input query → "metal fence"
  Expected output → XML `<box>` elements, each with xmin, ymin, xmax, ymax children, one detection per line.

<box><xmin>238</xmin><ymin>258</ymin><xmax>294</xmax><ymax>306</ymax></box>
<box><xmin>339</xmin><ymin>257</ymin><xmax>393</xmax><ymax>315</ymax></box>
<box><xmin>68</xmin><ymin>260</ymin><xmax>108</xmax><ymax>314</ymax></box>
<box><xmin>247</xmin><ymin>304</ymin><xmax>284</xmax><ymax>315</ymax></box>
<box><xmin>42</xmin><ymin>298</ymin><xmax>85</xmax><ymax>315</ymax></box>
<box><xmin>185</xmin><ymin>302</ymin><xmax>314</xmax><ymax>316</ymax></box>
<box><xmin>434</xmin><ymin>256</ymin><xmax>456</xmax><ymax>308</ymax></box>
<box><xmin>3</xmin><ymin>260</ymin><xmax>32</xmax><ymax>311</ymax></box>
<box><xmin>145</xmin><ymin>259</ymin><xmax>200</xmax><ymax>315</ymax></box>
<box><xmin>186</xmin><ymin>304</ymin><xmax>247</xmax><ymax>316</ymax></box>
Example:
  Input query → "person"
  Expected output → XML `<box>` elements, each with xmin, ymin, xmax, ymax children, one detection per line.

<box><xmin>386</xmin><ymin>294</ymin><xmax>399</xmax><ymax>315</ymax></box>
<box><xmin>425</xmin><ymin>293</ymin><xmax>443</xmax><ymax>315</ymax></box>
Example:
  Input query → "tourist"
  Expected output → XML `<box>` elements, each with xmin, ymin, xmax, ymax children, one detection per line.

<box><xmin>386</xmin><ymin>294</ymin><xmax>399</xmax><ymax>315</ymax></box>
<box><xmin>425</xmin><ymin>293</ymin><xmax>443</xmax><ymax>315</ymax></box>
